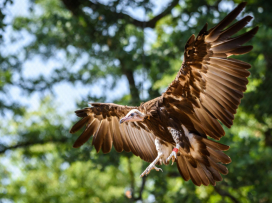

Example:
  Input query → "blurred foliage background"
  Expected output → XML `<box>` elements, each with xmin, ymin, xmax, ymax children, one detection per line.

<box><xmin>0</xmin><ymin>0</ymin><xmax>271</xmax><ymax>202</ymax></box>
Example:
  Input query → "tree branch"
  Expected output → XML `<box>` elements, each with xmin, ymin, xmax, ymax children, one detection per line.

<box><xmin>127</xmin><ymin>157</ymin><xmax>135</xmax><ymax>201</ymax></box>
<box><xmin>62</xmin><ymin>0</ymin><xmax>179</xmax><ymax>28</ymax></box>
<box><xmin>120</xmin><ymin>60</ymin><xmax>140</xmax><ymax>105</ymax></box>
<box><xmin>126</xmin><ymin>157</ymin><xmax>147</xmax><ymax>201</ymax></box>
<box><xmin>128</xmin><ymin>0</ymin><xmax>179</xmax><ymax>28</ymax></box>
<box><xmin>214</xmin><ymin>186</ymin><xmax>240</xmax><ymax>203</ymax></box>
<box><xmin>0</xmin><ymin>138</ymin><xmax>68</xmax><ymax>154</ymax></box>
<box><xmin>134</xmin><ymin>176</ymin><xmax>147</xmax><ymax>201</ymax></box>
<box><xmin>206</xmin><ymin>0</ymin><xmax>221</xmax><ymax>12</ymax></box>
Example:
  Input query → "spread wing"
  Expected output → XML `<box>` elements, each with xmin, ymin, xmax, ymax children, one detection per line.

<box><xmin>162</xmin><ymin>2</ymin><xmax>258</xmax><ymax>140</ymax></box>
<box><xmin>70</xmin><ymin>103</ymin><xmax>157</xmax><ymax>162</ymax></box>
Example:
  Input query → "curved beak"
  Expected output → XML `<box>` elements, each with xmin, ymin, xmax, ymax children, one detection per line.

<box><xmin>119</xmin><ymin>117</ymin><xmax>128</xmax><ymax>124</ymax></box>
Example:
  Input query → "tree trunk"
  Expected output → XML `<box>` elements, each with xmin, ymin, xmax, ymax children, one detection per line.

<box><xmin>120</xmin><ymin>61</ymin><xmax>140</xmax><ymax>105</ymax></box>
<box><xmin>124</xmin><ymin>70</ymin><xmax>140</xmax><ymax>105</ymax></box>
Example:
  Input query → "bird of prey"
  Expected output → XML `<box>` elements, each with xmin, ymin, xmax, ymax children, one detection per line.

<box><xmin>70</xmin><ymin>2</ymin><xmax>258</xmax><ymax>186</ymax></box>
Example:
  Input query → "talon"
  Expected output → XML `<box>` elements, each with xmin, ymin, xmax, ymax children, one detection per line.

<box><xmin>171</xmin><ymin>155</ymin><xmax>176</xmax><ymax>165</ymax></box>
<box><xmin>167</xmin><ymin>151</ymin><xmax>177</xmax><ymax>165</ymax></box>
<box><xmin>153</xmin><ymin>166</ymin><xmax>163</xmax><ymax>172</ymax></box>
<box><xmin>140</xmin><ymin>163</ymin><xmax>163</xmax><ymax>177</ymax></box>
<box><xmin>140</xmin><ymin>147</ymin><xmax>164</xmax><ymax>177</ymax></box>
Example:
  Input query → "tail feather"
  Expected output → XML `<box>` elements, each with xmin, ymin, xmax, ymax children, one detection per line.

<box><xmin>202</xmin><ymin>138</ymin><xmax>229</xmax><ymax>151</ymax></box>
<box><xmin>176</xmin><ymin>133</ymin><xmax>231</xmax><ymax>186</ymax></box>
<box><xmin>207</xmin><ymin>165</ymin><xmax>223</xmax><ymax>181</ymax></box>
<box><xmin>200</xmin><ymin>163</ymin><xmax>216</xmax><ymax>186</ymax></box>
<box><xmin>208</xmin><ymin>156</ymin><xmax>229</xmax><ymax>175</ymax></box>
<box><xmin>207</xmin><ymin>147</ymin><xmax>231</xmax><ymax>164</ymax></box>
<box><xmin>177</xmin><ymin>155</ymin><xmax>190</xmax><ymax>181</ymax></box>
<box><xmin>185</xmin><ymin>158</ymin><xmax>202</xmax><ymax>186</ymax></box>
<box><xmin>196</xmin><ymin>164</ymin><xmax>210</xmax><ymax>186</ymax></box>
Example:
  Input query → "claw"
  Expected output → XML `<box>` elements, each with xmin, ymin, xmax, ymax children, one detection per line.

<box><xmin>140</xmin><ymin>149</ymin><xmax>164</xmax><ymax>177</ymax></box>
<box><xmin>140</xmin><ymin>165</ymin><xmax>163</xmax><ymax>177</ymax></box>
<box><xmin>154</xmin><ymin>166</ymin><xmax>163</xmax><ymax>172</ymax></box>
<box><xmin>166</xmin><ymin>151</ymin><xmax>177</xmax><ymax>165</ymax></box>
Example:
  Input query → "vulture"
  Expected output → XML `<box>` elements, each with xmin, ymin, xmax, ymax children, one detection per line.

<box><xmin>70</xmin><ymin>2</ymin><xmax>258</xmax><ymax>186</ymax></box>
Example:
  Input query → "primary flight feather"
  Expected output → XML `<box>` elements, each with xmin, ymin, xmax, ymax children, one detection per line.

<box><xmin>70</xmin><ymin>2</ymin><xmax>258</xmax><ymax>186</ymax></box>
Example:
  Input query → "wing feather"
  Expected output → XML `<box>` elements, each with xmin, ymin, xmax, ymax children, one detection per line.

<box><xmin>93</xmin><ymin>120</ymin><xmax>108</xmax><ymax>152</ymax></box>
<box><xmin>70</xmin><ymin>103</ymin><xmax>157</xmax><ymax>163</ymax></box>
<box><xmin>111</xmin><ymin>116</ymin><xmax>124</xmax><ymax>152</ymax></box>
<box><xmin>101</xmin><ymin>125</ymin><xmax>113</xmax><ymax>154</ymax></box>
<box><xmin>73</xmin><ymin>119</ymin><xmax>100</xmax><ymax>148</ymax></box>
<box><xmin>162</xmin><ymin>2</ymin><xmax>258</xmax><ymax>139</ymax></box>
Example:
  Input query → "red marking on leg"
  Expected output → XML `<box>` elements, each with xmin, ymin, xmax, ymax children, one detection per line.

<box><xmin>173</xmin><ymin>148</ymin><xmax>179</xmax><ymax>153</ymax></box>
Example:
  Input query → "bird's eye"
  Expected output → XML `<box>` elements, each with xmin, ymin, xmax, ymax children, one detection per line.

<box><xmin>131</xmin><ymin>113</ymin><xmax>135</xmax><ymax>117</ymax></box>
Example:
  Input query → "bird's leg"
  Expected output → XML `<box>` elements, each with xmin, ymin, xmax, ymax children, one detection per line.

<box><xmin>140</xmin><ymin>138</ymin><xmax>164</xmax><ymax>177</ymax></box>
<box><xmin>166</xmin><ymin>128</ymin><xmax>181</xmax><ymax>165</ymax></box>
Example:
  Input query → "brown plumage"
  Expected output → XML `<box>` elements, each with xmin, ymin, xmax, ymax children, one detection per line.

<box><xmin>70</xmin><ymin>2</ymin><xmax>258</xmax><ymax>186</ymax></box>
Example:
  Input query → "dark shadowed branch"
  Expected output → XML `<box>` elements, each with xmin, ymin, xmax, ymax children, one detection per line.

<box><xmin>214</xmin><ymin>186</ymin><xmax>240</xmax><ymax>203</ymax></box>
<box><xmin>127</xmin><ymin>157</ymin><xmax>147</xmax><ymax>202</ymax></box>
<box><xmin>0</xmin><ymin>137</ymin><xmax>68</xmax><ymax>154</ymax></box>
<box><xmin>62</xmin><ymin>0</ymin><xmax>179</xmax><ymax>29</ymax></box>
<box><xmin>134</xmin><ymin>176</ymin><xmax>147</xmax><ymax>201</ymax></box>
<box><xmin>127</xmin><ymin>157</ymin><xmax>136</xmax><ymax>201</ymax></box>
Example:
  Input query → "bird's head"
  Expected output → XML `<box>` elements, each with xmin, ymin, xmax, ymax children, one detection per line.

<box><xmin>119</xmin><ymin>109</ymin><xmax>145</xmax><ymax>124</ymax></box>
